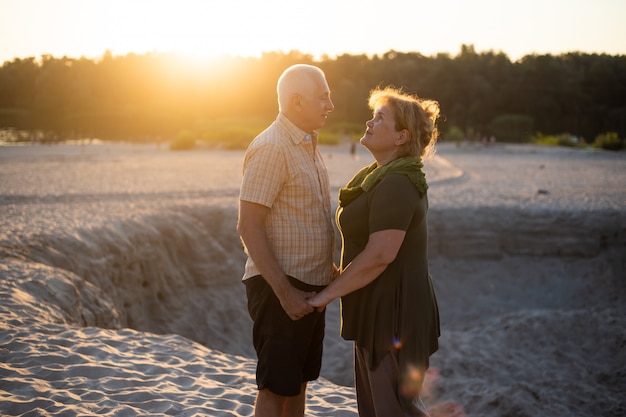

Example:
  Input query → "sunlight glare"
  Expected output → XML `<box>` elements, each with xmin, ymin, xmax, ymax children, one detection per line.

<box><xmin>3</xmin><ymin>0</ymin><xmax>626</xmax><ymax>66</ymax></box>
<box><xmin>96</xmin><ymin>0</ymin><xmax>311</xmax><ymax>60</ymax></box>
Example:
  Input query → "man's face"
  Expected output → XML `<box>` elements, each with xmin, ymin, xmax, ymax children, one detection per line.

<box><xmin>297</xmin><ymin>75</ymin><xmax>334</xmax><ymax>132</ymax></box>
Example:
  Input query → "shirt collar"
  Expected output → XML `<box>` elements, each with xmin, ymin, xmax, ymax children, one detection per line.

<box><xmin>277</xmin><ymin>113</ymin><xmax>317</xmax><ymax>145</ymax></box>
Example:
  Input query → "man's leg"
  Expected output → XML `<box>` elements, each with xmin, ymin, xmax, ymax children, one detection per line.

<box><xmin>254</xmin><ymin>389</ymin><xmax>283</xmax><ymax>417</ymax></box>
<box><xmin>282</xmin><ymin>383</ymin><xmax>307</xmax><ymax>416</ymax></box>
<box><xmin>254</xmin><ymin>383</ymin><xmax>307</xmax><ymax>417</ymax></box>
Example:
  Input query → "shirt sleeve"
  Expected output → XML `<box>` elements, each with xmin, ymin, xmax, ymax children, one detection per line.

<box><xmin>368</xmin><ymin>174</ymin><xmax>425</xmax><ymax>233</ymax></box>
<box><xmin>240</xmin><ymin>140</ymin><xmax>287</xmax><ymax>208</ymax></box>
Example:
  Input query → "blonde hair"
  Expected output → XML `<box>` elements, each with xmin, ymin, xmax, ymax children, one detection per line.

<box><xmin>368</xmin><ymin>86</ymin><xmax>440</xmax><ymax>159</ymax></box>
<box><xmin>277</xmin><ymin>64</ymin><xmax>326</xmax><ymax>113</ymax></box>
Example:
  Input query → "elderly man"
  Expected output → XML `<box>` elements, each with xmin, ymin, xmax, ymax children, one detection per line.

<box><xmin>237</xmin><ymin>64</ymin><xmax>336</xmax><ymax>417</ymax></box>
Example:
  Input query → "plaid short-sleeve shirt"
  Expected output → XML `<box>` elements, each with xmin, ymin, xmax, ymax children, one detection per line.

<box><xmin>240</xmin><ymin>113</ymin><xmax>335</xmax><ymax>286</ymax></box>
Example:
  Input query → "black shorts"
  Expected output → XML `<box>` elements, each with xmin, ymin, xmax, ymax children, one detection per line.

<box><xmin>244</xmin><ymin>275</ymin><xmax>326</xmax><ymax>396</ymax></box>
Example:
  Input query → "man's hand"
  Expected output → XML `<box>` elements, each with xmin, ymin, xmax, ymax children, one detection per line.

<box><xmin>277</xmin><ymin>285</ymin><xmax>316</xmax><ymax>320</ymax></box>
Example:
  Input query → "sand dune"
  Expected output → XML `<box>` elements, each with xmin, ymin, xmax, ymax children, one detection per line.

<box><xmin>0</xmin><ymin>141</ymin><xmax>624</xmax><ymax>416</ymax></box>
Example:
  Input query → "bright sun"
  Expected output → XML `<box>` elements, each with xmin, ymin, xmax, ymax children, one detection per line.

<box><xmin>83</xmin><ymin>1</ymin><xmax>324</xmax><ymax>60</ymax></box>
<box><xmin>2</xmin><ymin>0</ymin><xmax>383</xmax><ymax>64</ymax></box>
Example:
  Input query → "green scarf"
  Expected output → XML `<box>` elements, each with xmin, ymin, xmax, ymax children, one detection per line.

<box><xmin>338</xmin><ymin>156</ymin><xmax>428</xmax><ymax>207</ymax></box>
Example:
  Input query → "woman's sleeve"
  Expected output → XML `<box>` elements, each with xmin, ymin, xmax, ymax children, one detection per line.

<box><xmin>368</xmin><ymin>174</ymin><xmax>425</xmax><ymax>233</ymax></box>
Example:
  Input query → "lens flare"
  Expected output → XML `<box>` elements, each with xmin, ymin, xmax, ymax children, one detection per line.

<box><xmin>400</xmin><ymin>363</ymin><xmax>424</xmax><ymax>398</ymax></box>
<box><xmin>393</xmin><ymin>336</ymin><xmax>403</xmax><ymax>349</ymax></box>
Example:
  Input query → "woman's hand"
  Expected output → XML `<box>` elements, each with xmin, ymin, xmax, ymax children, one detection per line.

<box><xmin>307</xmin><ymin>292</ymin><xmax>330</xmax><ymax>313</ymax></box>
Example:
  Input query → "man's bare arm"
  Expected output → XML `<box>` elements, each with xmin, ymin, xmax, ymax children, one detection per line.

<box><xmin>237</xmin><ymin>200</ymin><xmax>314</xmax><ymax>320</ymax></box>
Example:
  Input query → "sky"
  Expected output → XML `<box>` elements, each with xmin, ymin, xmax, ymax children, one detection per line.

<box><xmin>1</xmin><ymin>0</ymin><xmax>625</xmax><ymax>64</ymax></box>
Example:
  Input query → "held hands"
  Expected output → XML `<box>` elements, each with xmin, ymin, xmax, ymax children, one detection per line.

<box><xmin>280</xmin><ymin>267</ymin><xmax>339</xmax><ymax>319</ymax></box>
<box><xmin>307</xmin><ymin>292</ymin><xmax>329</xmax><ymax>313</ymax></box>
<box><xmin>278</xmin><ymin>287</ymin><xmax>328</xmax><ymax>319</ymax></box>
<box><xmin>308</xmin><ymin>264</ymin><xmax>339</xmax><ymax>312</ymax></box>
<box><xmin>278</xmin><ymin>285</ymin><xmax>316</xmax><ymax>321</ymax></box>
<box><xmin>303</xmin><ymin>264</ymin><xmax>339</xmax><ymax>313</ymax></box>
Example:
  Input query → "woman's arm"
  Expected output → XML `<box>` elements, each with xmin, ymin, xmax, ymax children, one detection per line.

<box><xmin>308</xmin><ymin>228</ymin><xmax>406</xmax><ymax>310</ymax></box>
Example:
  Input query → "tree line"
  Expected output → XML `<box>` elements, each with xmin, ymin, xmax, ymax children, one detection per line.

<box><xmin>1</xmin><ymin>45</ymin><xmax>625</xmax><ymax>146</ymax></box>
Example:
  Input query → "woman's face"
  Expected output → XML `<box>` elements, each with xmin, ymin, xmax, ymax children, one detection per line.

<box><xmin>360</xmin><ymin>103</ymin><xmax>403</xmax><ymax>159</ymax></box>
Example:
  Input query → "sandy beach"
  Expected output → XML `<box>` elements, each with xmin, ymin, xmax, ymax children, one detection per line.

<box><xmin>0</xmin><ymin>141</ymin><xmax>624</xmax><ymax>416</ymax></box>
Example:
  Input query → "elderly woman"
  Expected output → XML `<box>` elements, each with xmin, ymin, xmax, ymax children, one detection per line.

<box><xmin>308</xmin><ymin>86</ymin><xmax>441</xmax><ymax>416</ymax></box>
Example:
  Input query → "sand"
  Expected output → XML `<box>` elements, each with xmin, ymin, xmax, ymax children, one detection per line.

<box><xmin>0</xmin><ymin>141</ymin><xmax>624</xmax><ymax>416</ymax></box>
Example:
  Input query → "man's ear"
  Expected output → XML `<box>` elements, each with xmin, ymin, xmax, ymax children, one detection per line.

<box><xmin>291</xmin><ymin>94</ymin><xmax>302</xmax><ymax>110</ymax></box>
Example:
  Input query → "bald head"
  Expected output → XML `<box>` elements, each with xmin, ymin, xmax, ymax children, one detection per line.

<box><xmin>277</xmin><ymin>64</ymin><xmax>326</xmax><ymax>113</ymax></box>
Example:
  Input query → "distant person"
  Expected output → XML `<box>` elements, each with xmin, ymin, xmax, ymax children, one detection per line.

<box><xmin>308</xmin><ymin>86</ymin><xmax>441</xmax><ymax>416</ymax></box>
<box><xmin>340</xmin><ymin>128</ymin><xmax>358</xmax><ymax>158</ymax></box>
<box><xmin>237</xmin><ymin>64</ymin><xmax>337</xmax><ymax>417</ymax></box>
<box><xmin>349</xmin><ymin>136</ymin><xmax>358</xmax><ymax>159</ymax></box>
